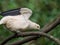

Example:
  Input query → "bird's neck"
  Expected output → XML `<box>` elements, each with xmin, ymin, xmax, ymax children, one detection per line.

<box><xmin>28</xmin><ymin>21</ymin><xmax>36</xmax><ymax>29</ymax></box>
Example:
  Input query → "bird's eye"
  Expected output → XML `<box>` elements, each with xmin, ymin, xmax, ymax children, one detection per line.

<box><xmin>37</xmin><ymin>26</ymin><xmax>39</xmax><ymax>28</ymax></box>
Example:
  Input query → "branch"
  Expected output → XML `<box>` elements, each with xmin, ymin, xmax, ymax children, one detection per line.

<box><xmin>0</xmin><ymin>17</ymin><xmax>60</xmax><ymax>45</ymax></box>
<box><xmin>8</xmin><ymin>32</ymin><xmax>60</xmax><ymax>45</ymax></box>
<box><xmin>0</xmin><ymin>32</ymin><xmax>18</xmax><ymax>45</ymax></box>
<box><xmin>40</xmin><ymin>17</ymin><xmax>60</xmax><ymax>32</ymax></box>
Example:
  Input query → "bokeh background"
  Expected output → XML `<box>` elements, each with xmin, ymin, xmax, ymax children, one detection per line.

<box><xmin>0</xmin><ymin>0</ymin><xmax>60</xmax><ymax>45</ymax></box>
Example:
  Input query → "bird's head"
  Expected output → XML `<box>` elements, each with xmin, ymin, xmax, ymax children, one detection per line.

<box><xmin>20</xmin><ymin>8</ymin><xmax>32</xmax><ymax>15</ymax></box>
<box><xmin>29</xmin><ymin>22</ymin><xmax>40</xmax><ymax>30</ymax></box>
<box><xmin>34</xmin><ymin>23</ymin><xmax>40</xmax><ymax>30</ymax></box>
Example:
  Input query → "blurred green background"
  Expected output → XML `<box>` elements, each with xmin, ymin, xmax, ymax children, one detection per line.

<box><xmin>0</xmin><ymin>0</ymin><xmax>60</xmax><ymax>45</ymax></box>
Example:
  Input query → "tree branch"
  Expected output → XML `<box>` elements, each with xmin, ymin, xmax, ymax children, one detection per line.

<box><xmin>0</xmin><ymin>17</ymin><xmax>60</xmax><ymax>45</ymax></box>
<box><xmin>7</xmin><ymin>32</ymin><xmax>60</xmax><ymax>45</ymax></box>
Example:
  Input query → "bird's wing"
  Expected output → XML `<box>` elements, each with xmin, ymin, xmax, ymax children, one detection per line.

<box><xmin>1</xmin><ymin>8</ymin><xmax>21</xmax><ymax>16</ymax></box>
<box><xmin>22</xmin><ymin>14</ymin><xmax>32</xmax><ymax>19</ymax></box>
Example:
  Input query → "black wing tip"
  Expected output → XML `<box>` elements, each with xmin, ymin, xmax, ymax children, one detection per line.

<box><xmin>1</xmin><ymin>8</ymin><xmax>21</xmax><ymax>16</ymax></box>
<box><xmin>1</xmin><ymin>8</ymin><xmax>21</xmax><ymax>13</ymax></box>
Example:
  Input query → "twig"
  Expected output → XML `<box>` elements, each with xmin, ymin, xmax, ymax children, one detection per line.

<box><xmin>0</xmin><ymin>33</ymin><xmax>18</xmax><ymax>45</ymax></box>
<box><xmin>8</xmin><ymin>32</ymin><xmax>60</xmax><ymax>45</ymax></box>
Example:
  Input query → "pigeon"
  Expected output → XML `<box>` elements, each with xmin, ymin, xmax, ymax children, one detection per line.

<box><xmin>0</xmin><ymin>8</ymin><xmax>40</xmax><ymax>32</ymax></box>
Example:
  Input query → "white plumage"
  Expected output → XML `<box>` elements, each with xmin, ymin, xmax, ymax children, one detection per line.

<box><xmin>0</xmin><ymin>8</ymin><xmax>40</xmax><ymax>32</ymax></box>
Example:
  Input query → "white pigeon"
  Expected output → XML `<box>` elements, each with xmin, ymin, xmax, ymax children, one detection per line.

<box><xmin>0</xmin><ymin>8</ymin><xmax>40</xmax><ymax>32</ymax></box>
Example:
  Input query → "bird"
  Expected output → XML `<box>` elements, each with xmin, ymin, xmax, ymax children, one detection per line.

<box><xmin>0</xmin><ymin>8</ymin><xmax>40</xmax><ymax>33</ymax></box>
